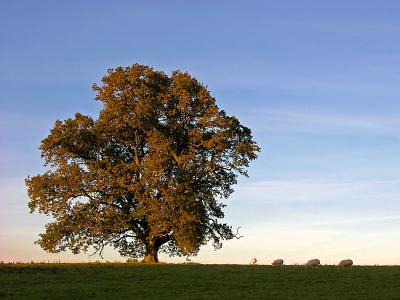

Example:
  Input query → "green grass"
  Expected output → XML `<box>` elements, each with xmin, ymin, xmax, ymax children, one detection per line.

<box><xmin>1</xmin><ymin>263</ymin><xmax>400</xmax><ymax>299</ymax></box>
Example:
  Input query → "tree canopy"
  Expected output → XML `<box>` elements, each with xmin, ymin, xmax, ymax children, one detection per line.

<box><xmin>26</xmin><ymin>64</ymin><xmax>260</xmax><ymax>262</ymax></box>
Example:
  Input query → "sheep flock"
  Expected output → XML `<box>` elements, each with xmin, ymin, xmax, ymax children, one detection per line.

<box><xmin>250</xmin><ymin>258</ymin><xmax>354</xmax><ymax>268</ymax></box>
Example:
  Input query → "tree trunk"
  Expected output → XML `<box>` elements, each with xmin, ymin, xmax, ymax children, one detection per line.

<box><xmin>143</xmin><ymin>245</ymin><xmax>159</xmax><ymax>263</ymax></box>
<box><xmin>142</xmin><ymin>235</ymin><xmax>170</xmax><ymax>263</ymax></box>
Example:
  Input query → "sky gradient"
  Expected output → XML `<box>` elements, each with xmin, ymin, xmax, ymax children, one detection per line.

<box><xmin>1</xmin><ymin>0</ymin><xmax>400</xmax><ymax>264</ymax></box>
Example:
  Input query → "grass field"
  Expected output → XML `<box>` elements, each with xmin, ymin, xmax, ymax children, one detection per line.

<box><xmin>1</xmin><ymin>263</ymin><xmax>400</xmax><ymax>299</ymax></box>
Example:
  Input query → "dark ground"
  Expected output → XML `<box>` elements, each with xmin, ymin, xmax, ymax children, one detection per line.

<box><xmin>1</xmin><ymin>263</ymin><xmax>400</xmax><ymax>299</ymax></box>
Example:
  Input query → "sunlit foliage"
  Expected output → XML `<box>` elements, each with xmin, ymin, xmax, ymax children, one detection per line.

<box><xmin>26</xmin><ymin>64</ymin><xmax>260</xmax><ymax>262</ymax></box>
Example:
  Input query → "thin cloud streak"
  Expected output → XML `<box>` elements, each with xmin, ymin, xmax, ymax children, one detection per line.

<box><xmin>230</xmin><ymin>179</ymin><xmax>400</xmax><ymax>204</ymax></box>
<box><xmin>315</xmin><ymin>215</ymin><xmax>400</xmax><ymax>226</ymax></box>
<box><xmin>249</xmin><ymin>110</ymin><xmax>400</xmax><ymax>136</ymax></box>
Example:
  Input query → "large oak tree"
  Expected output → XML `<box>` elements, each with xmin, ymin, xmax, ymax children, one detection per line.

<box><xmin>26</xmin><ymin>64</ymin><xmax>260</xmax><ymax>262</ymax></box>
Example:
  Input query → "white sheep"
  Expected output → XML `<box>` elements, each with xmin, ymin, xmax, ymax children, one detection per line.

<box><xmin>338</xmin><ymin>259</ymin><xmax>353</xmax><ymax>268</ymax></box>
<box><xmin>305</xmin><ymin>259</ymin><xmax>320</xmax><ymax>267</ymax></box>
<box><xmin>272</xmin><ymin>259</ymin><xmax>284</xmax><ymax>266</ymax></box>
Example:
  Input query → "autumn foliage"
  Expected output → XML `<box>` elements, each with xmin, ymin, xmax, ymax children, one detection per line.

<box><xmin>26</xmin><ymin>64</ymin><xmax>260</xmax><ymax>262</ymax></box>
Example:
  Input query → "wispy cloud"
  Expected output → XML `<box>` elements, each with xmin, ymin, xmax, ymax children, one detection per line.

<box><xmin>230</xmin><ymin>179</ymin><xmax>400</xmax><ymax>205</ymax></box>
<box><xmin>249</xmin><ymin>109</ymin><xmax>400</xmax><ymax>136</ymax></box>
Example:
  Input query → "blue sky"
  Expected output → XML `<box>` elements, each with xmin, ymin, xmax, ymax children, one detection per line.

<box><xmin>1</xmin><ymin>0</ymin><xmax>400</xmax><ymax>264</ymax></box>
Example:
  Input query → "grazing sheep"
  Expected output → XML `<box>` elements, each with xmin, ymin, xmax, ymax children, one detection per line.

<box><xmin>305</xmin><ymin>259</ymin><xmax>320</xmax><ymax>267</ymax></box>
<box><xmin>338</xmin><ymin>259</ymin><xmax>353</xmax><ymax>268</ymax></box>
<box><xmin>272</xmin><ymin>259</ymin><xmax>284</xmax><ymax>266</ymax></box>
<box><xmin>250</xmin><ymin>258</ymin><xmax>257</xmax><ymax>265</ymax></box>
